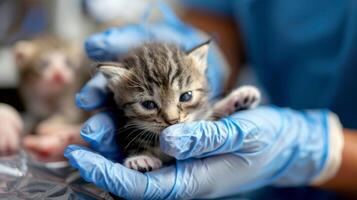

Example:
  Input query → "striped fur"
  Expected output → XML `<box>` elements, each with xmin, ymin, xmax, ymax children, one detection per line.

<box><xmin>99</xmin><ymin>42</ymin><xmax>261</xmax><ymax>172</ymax></box>
<box><xmin>99</xmin><ymin>42</ymin><xmax>212</xmax><ymax>168</ymax></box>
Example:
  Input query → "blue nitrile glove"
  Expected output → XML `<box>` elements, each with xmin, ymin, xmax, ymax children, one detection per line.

<box><xmin>73</xmin><ymin>0</ymin><xmax>230</xmax><ymax>159</ymax></box>
<box><xmin>68</xmin><ymin>2</ymin><xmax>343</xmax><ymax>199</ymax></box>
<box><xmin>66</xmin><ymin>95</ymin><xmax>343</xmax><ymax>199</ymax></box>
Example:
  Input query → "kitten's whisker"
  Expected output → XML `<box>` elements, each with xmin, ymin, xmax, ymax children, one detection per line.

<box><xmin>153</xmin><ymin>134</ymin><xmax>159</xmax><ymax>146</ymax></box>
<box><xmin>124</xmin><ymin>131</ymin><xmax>145</xmax><ymax>150</ymax></box>
<box><xmin>137</xmin><ymin>131</ymin><xmax>151</xmax><ymax>150</ymax></box>
<box><xmin>140</xmin><ymin>131</ymin><xmax>155</xmax><ymax>153</ymax></box>
<box><xmin>125</xmin><ymin>129</ymin><xmax>151</xmax><ymax>150</ymax></box>
<box><xmin>145</xmin><ymin>132</ymin><xmax>154</xmax><ymax>149</ymax></box>
<box><xmin>124</xmin><ymin>128</ymin><xmax>141</xmax><ymax>140</ymax></box>
<box><xmin>115</xmin><ymin>125</ymin><xmax>136</xmax><ymax>133</ymax></box>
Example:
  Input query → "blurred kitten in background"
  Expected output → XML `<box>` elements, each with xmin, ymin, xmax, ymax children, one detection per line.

<box><xmin>3</xmin><ymin>35</ymin><xmax>91</xmax><ymax>159</ymax></box>
<box><xmin>13</xmin><ymin>35</ymin><xmax>89</xmax><ymax>132</ymax></box>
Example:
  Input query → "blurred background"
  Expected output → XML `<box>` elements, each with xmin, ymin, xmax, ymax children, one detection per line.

<box><xmin>0</xmin><ymin>0</ymin><xmax>246</xmax><ymax>109</ymax></box>
<box><xmin>0</xmin><ymin>0</ymin><xmax>194</xmax><ymax>109</ymax></box>
<box><xmin>0</xmin><ymin>0</ymin><xmax>151</xmax><ymax>109</ymax></box>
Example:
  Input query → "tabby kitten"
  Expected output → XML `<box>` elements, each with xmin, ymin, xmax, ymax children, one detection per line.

<box><xmin>14</xmin><ymin>35</ymin><xmax>90</xmax><ymax>132</ymax></box>
<box><xmin>98</xmin><ymin>42</ymin><xmax>260</xmax><ymax>172</ymax></box>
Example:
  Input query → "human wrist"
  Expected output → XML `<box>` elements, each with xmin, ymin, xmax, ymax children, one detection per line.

<box><xmin>311</xmin><ymin>112</ymin><xmax>344</xmax><ymax>185</ymax></box>
<box><xmin>267</xmin><ymin>108</ymin><xmax>331</xmax><ymax>186</ymax></box>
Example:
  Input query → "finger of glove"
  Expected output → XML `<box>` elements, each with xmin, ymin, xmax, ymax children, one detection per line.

<box><xmin>159</xmin><ymin>119</ymin><xmax>240</xmax><ymax>160</ymax></box>
<box><xmin>75</xmin><ymin>73</ymin><xmax>111</xmax><ymax>111</ymax></box>
<box><xmin>85</xmin><ymin>26</ymin><xmax>149</xmax><ymax>62</ymax></box>
<box><xmin>160</xmin><ymin>107</ymin><xmax>280</xmax><ymax>159</ymax></box>
<box><xmin>64</xmin><ymin>145</ymin><xmax>147</xmax><ymax>200</ymax></box>
<box><xmin>80</xmin><ymin>111</ymin><xmax>122</xmax><ymax>161</ymax></box>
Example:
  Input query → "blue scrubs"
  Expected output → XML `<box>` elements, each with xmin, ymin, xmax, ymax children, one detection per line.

<box><xmin>183</xmin><ymin>0</ymin><xmax>357</xmax><ymax>129</ymax></box>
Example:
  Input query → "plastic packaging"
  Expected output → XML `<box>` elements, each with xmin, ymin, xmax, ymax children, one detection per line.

<box><xmin>0</xmin><ymin>150</ymin><xmax>113</xmax><ymax>200</ymax></box>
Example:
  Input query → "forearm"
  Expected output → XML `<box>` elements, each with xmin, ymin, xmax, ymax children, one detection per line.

<box><xmin>319</xmin><ymin>129</ymin><xmax>357</xmax><ymax>197</ymax></box>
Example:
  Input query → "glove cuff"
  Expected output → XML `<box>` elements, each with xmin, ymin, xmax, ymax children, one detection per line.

<box><xmin>311</xmin><ymin>112</ymin><xmax>344</xmax><ymax>185</ymax></box>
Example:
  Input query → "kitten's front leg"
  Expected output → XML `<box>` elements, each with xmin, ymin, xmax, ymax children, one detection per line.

<box><xmin>124</xmin><ymin>154</ymin><xmax>162</xmax><ymax>172</ymax></box>
<box><xmin>213</xmin><ymin>86</ymin><xmax>261</xmax><ymax>117</ymax></box>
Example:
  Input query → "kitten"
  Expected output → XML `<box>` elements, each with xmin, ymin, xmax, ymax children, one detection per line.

<box><xmin>98</xmin><ymin>41</ymin><xmax>260</xmax><ymax>172</ymax></box>
<box><xmin>13</xmin><ymin>35</ymin><xmax>90</xmax><ymax>132</ymax></box>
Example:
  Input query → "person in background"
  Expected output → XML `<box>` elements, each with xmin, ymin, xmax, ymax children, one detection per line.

<box><xmin>64</xmin><ymin>0</ymin><xmax>357</xmax><ymax>199</ymax></box>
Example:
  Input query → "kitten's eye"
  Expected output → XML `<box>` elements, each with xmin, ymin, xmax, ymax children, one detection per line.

<box><xmin>141</xmin><ymin>101</ymin><xmax>158</xmax><ymax>110</ymax></box>
<box><xmin>179</xmin><ymin>91</ymin><xmax>192</xmax><ymax>102</ymax></box>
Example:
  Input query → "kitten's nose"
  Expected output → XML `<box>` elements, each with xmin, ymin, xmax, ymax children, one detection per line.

<box><xmin>162</xmin><ymin>106</ymin><xmax>180</xmax><ymax>125</ymax></box>
<box><xmin>52</xmin><ymin>72</ymin><xmax>64</xmax><ymax>84</ymax></box>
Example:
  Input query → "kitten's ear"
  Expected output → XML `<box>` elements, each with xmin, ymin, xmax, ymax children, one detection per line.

<box><xmin>97</xmin><ymin>62</ymin><xmax>130</xmax><ymax>83</ymax></box>
<box><xmin>187</xmin><ymin>40</ymin><xmax>210</xmax><ymax>73</ymax></box>
<box><xmin>13</xmin><ymin>41</ymin><xmax>36</xmax><ymax>68</ymax></box>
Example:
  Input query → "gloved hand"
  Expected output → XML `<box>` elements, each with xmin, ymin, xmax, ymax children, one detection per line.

<box><xmin>65</xmin><ymin>3</ymin><xmax>343</xmax><ymax>199</ymax></box>
<box><xmin>65</xmin><ymin>73</ymin><xmax>343</xmax><ymax>199</ymax></box>
<box><xmin>70</xmin><ymin>0</ymin><xmax>229</xmax><ymax>164</ymax></box>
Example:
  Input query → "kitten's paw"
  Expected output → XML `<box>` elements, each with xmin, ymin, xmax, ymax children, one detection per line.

<box><xmin>213</xmin><ymin>86</ymin><xmax>261</xmax><ymax>117</ymax></box>
<box><xmin>229</xmin><ymin>86</ymin><xmax>261</xmax><ymax>111</ymax></box>
<box><xmin>124</xmin><ymin>155</ymin><xmax>162</xmax><ymax>172</ymax></box>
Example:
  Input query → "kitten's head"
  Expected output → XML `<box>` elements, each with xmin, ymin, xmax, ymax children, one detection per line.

<box><xmin>99</xmin><ymin>42</ymin><xmax>210</xmax><ymax>134</ymax></box>
<box><xmin>13</xmin><ymin>35</ymin><xmax>82</xmax><ymax>95</ymax></box>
